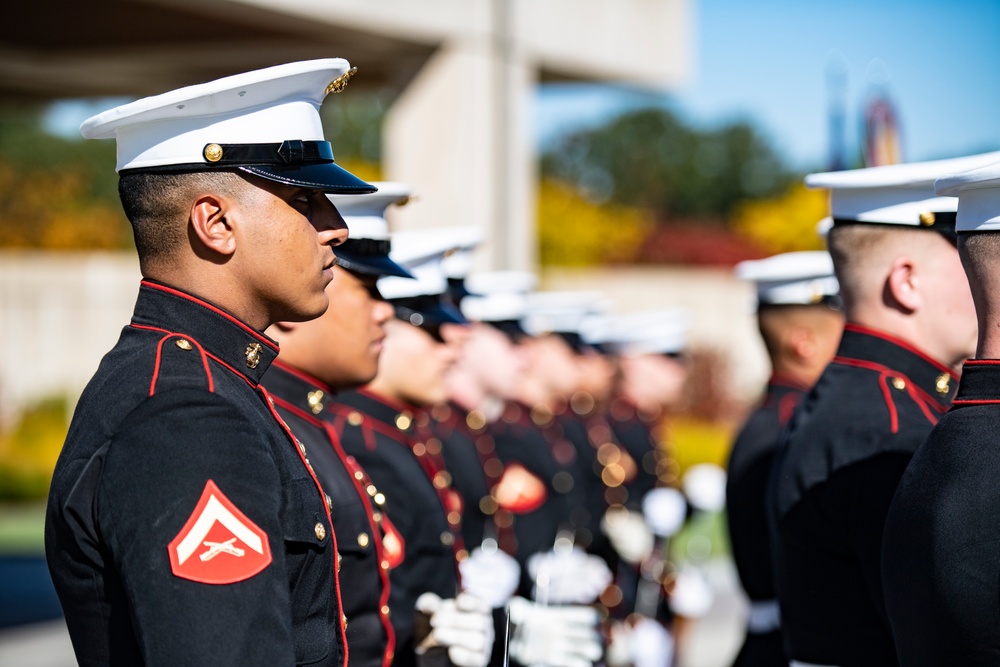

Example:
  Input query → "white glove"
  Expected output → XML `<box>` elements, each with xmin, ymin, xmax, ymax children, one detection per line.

<box><xmin>631</xmin><ymin>617</ymin><xmax>674</xmax><ymax>667</ymax></box>
<box><xmin>668</xmin><ymin>564</ymin><xmax>713</xmax><ymax>619</ymax></box>
<box><xmin>459</xmin><ymin>543</ymin><xmax>521</xmax><ymax>608</ymax></box>
<box><xmin>527</xmin><ymin>547</ymin><xmax>612</xmax><ymax>605</ymax></box>
<box><xmin>508</xmin><ymin>596</ymin><xmax>602</xmax><ymax>667</ymax></box>
<box><xmin>641</xmin><ymin>487</ymin><xmax>688</xmax><ymax>538</ymax></box>
<box><xmin>415</xmin><ymin>592</ymin><xmax>495</xmax><ymax>667</ymax></box>
<box><xmin>606</xmin><ymin>618</ymin><xmax>675</xmax><ymax>667</ymax></box>
<box><xmin>601</xmin><ymin>507</ymin><xmax>654</xmax><ymax>565</ymax></box>
<box><xmin>681</xmin><ymin>464</ymin><xmax>727</xmax><ymax>513</ymax></box>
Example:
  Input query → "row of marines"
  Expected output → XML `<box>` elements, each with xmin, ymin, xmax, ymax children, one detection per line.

<box><xmin>44</xmin><ymin>59</ymin><xmax>718</xmax><ymax>667</ymax></box>
<box><xmin>725</xmin><ymin>149</ymin><xmax>1000</xmax><ymax>667</ymax></box>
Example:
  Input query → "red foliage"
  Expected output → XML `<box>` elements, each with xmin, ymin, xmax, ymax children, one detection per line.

<box><xmin>627</xmin><ymin>219</ymin><xmax>769</xmax><ymax>267</ymax></box>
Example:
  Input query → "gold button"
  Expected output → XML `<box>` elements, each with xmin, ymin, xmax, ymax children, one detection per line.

<box><xmin>325</xmin><ymin>494</ymin><xmax>333</xmax><ymax>512</ymax></box>
<box><xmin>336</xmin><ymin>552</ymin><xmax>342</xmax><ymax>572</ymax></box>
<box><xmin>395</xmin><ymin>413</ymin><xmax>412</xmax><ymax>430</ymax></box>
<box><xmin>307</xmin><ymin>390</ymin><xmax>325</xmax><ymax>415</ymax></box>
<box><xmin>433</xmin><ymin>471</ymin><xmax>452</xmax><ymax>489</ymax></box>
<box><xmin>203</xmin><ymin>143</ymin><xmax>224</xmax><ymax>162</ymax></box>
<box><xmin>347</xmin><ymin>411</ymin><xmax>364</xmax><ymax>426</ymax></box>
<box><xmin>174</xmin><ymin>338</ymin><xmax>193</xmax><ymax>350</ymax></box>
<box><xmin>314</xmin><ymin>522</ymin><xmax>326</xmax><ymax>541</ymax></box>
<box><xmin>358</xmin><ymin>532</ymin><xmax>370</xmax><ymax>548</ymax></box>
<box><xmin>354</xmin><ymin>470</ymin><xmax>365</xmax><ymax>481</ymax></box>
<box><xmin>891</xmin><ymin>378</ymin><xmax>906</xmax><ymax>391</ymax></box>
<box><xmin>440</xmin><ymin>531</ymin><xmax>455</xmax><ymax>546</ymax></box>
<box><xmin>919</xmin><ymin>211</ymin><xmax>936</xmax><ymax>226</ymax></box>
<box><xmin>381</xmin><ymin>605</ymin><xmax>390</xmax><ymax>616</ymax></box>
<box><xmin>466</xmin><ymin>410</ymin><xmax>487</xmax><ymax>431</ymax></box>
<box><xmin>342</xmin><ymin>613</ymin><xmax>349</xmax><ymax>629</ymax></box>
<box><xmin>935</xmin><ymin>373</ymin><xmax>951</xmax><ymax>395</ymax></box>
<box><xmin>381</xmin><ymin>559</ymin><xmax>390</xmax><ymax>570</ymax></box>
<box><xmin>373</xmin><ymin>493</ymin><xmax>386</xmax><ymax>506</ymax></box>
<box><xmin>366</xmin><ymin>484</ymin><xmax>377</xmax><ymax>497</ymax></box>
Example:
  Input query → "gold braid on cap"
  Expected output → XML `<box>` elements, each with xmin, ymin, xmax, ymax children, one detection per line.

<box><xmin>326</xmin><ymin>67</ymin><xmax>358</xmax><ymax>95</ymax></box>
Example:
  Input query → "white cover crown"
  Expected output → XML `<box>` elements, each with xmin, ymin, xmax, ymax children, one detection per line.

<box><xmin>735</xmin><ymin>251</ymin><xmax>839</xmax><ymax>307</ymax></box>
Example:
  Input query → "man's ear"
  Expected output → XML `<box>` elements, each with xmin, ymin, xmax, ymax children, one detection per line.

<box><xmin>189</xmin><ymin>193</ymin><xmax>236</xmax><ymax>257</ymax></box>
<box><xmin>885</xmin><ymin>256</ymin><xmax>920</xmax><ymax>313</ymax></box>
<box><xmin>787</xmin><ymin>325</ymin><xmax>816</xmax><ymax>362</ymax></box>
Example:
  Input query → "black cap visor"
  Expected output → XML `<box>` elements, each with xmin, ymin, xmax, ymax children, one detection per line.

<box><xmin>392</xmin><ymin>295</ymin><xmax>468</xmax><ymax>342</ymax></box>
<box><xmin>335</xmin><ymin>243</ymin><xmax>415</xmax><ymax>279</ymax></box>
<box><xmin>240</xmin><ymin>161</ymin><xmax>376</xmax><ymax>195</ymax></box>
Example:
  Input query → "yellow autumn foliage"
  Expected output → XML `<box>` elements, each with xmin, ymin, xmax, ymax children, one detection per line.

<box><xmin>731</xmin><ymin>183</ymin><xmax>829</xmax><ymax>254</ymax></box>
<box><xmin>537</xmin><ymin>179</ymin><xmax>651</xmax><ymax>267</ymax></box>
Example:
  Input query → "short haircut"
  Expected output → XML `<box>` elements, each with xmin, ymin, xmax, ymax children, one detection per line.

<box><xmin>826</xmin><ymin>224</ymin><xmax>893</xmax><ymax>315</ymax></box>
<box><xmin>958</xmin><ymin>232</ymin><xmax>1000</xmax><ymax>307</ymax></box>
<box><xmin>757</xmin><ymin>303</ymin><xmax>839</xmax><ymax>361</ymax></box>
<box><xmin>117</xmin><ymin>170</ymin><xmax>248</xmax><ymax>265</ymax></box>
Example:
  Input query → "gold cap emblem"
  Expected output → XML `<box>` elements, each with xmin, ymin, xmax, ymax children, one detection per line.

<box><xmin>325</xmin><ymin>67</ymin><xmax>358</xmax><ymax>95</ymax></box>
<box><xmin>245</xmin><ymin>342</ymin><xmax>263</xmax><ymax>369</ymax></box>
<box><xmin>203</xmin><ymin>143</ymin><xmax>224</xmax><ymax>163</ymax></box>
<box><xmin>307</xmin><ymin>390</ymin><xmax>325</xmax><ymax>414</ymax></box>
<box><xmin>919</xmin><ymin>211</ymin><xmax>936</xmax><ymax>226</ymax></box>
<box><xmin>935</xmin><ymin>372</ymin><xmax>951</xmax><ymax>395</ymax></box>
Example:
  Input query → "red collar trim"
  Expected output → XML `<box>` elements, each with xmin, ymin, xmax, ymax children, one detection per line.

<box><xmin>141</xmin><ymin>280</ymin><xmax>278</xmax><ymax>352</ymax></box>
<box><xmin>270</xmin><ymin>359</ymin><xmax>334</xmax><ymax>394</ymax></box>
<box><xmin>768</xmin><ymin>372</ymin><xmax>811</xmax><ymax>392</ymax></box>
<box><xmin>844</xmin><ymin>323</ymin><xmax>957</xmax><ymax>379</ymax></box>
<box><xmin>357</xmin><ymin>386</ymin><xmax>420</xmax><ymax>414</ymax></box>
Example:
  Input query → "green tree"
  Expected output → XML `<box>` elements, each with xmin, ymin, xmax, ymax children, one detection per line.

<box><xmin>541</xmin><ymin>107</ymin><xmax>794</xmax><ymax>221</ymax></box>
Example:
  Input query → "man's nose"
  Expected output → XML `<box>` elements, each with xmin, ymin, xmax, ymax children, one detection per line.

<box><xmin>315</xmin><ymin>196</ymin><xmax>349</xmax><ymax>247</ymax></box>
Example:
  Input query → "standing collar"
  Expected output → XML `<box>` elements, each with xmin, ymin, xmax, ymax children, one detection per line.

<box><xmin>130</xmin><ymin>280</ymin><xmax>279</xmax><ymax>386</ymax></box>
<box><xmin>835</xmin><ymin>323</ymin><xmax>958</xmax><ymax>409</ymax></box>
<box><xmin>953</xmin><ymin>359</ymin><xmax>1000</xmax><ymax>405</ymax></box>
<box><xmin>262</xmin><ymin>360</ymin><xmax>334</xmax><ymax>416</ymax></box>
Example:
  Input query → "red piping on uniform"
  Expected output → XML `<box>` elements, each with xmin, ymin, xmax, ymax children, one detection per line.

<box><xmin>268</xmin><ymin>392</ymin><xmax>397</xmax><ymax>665</ymax></box>
<box><xmin>964</xmin><ymin>359</ymin><xmax>1000</xmax><ymax>366</ymax></box>
<box><xmin>953</xmin><ymin>398</ymin><xmax>1000</xmax><ymax>405</ymax></box>
<box><xmin>777</xmin><ymin>392</ymin><xmax>801</xmax><ymax>426</ymax></box>
<box><xmin>844</xmin><ymin>323</ymin><xmax>957</xmax><ymax>379</ymax></box>
<box><xmin>259</xmin><ymin>386</ymin><xmax>349</xmax><ymax>667</ymax></box>
<box><xmin>769</xmin><ymin>372</ymin><xmax>811</xmax><ymax>392</ymax></box>
<box><xmin>270</xmin><ymin>359</ymin><xmax>335</xmax><ymax>394</ymax></box>
<box><xmin>140</xmin><ymin>280</ymin><xmax>279</xmax><ymax>351</ymax></box>
<box><xmin>139</xmin><ymin>328</ymin><xmax>215</xmax><ymax>395</ymax></box>
<box><xmin>322</xmin><ymin>423</ymin><xmax>397</xmax><ymax>667</ymax></box>
<box><xmin>875</xmin><ymin>374</ymin><xmax>900</xmax><ymax>434</ymax></box>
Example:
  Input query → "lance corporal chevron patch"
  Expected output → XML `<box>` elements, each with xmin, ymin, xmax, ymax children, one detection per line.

<box><xmin>168</xmin><ymin>480</ymin><xmax>272</xmax><ymax>584</ymax></box>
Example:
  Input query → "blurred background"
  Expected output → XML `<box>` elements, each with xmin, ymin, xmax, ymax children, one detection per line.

<box><xmin>1</xmin><ymin>0</ymin><xmax>998</xmax><ymax>664</ymax></box>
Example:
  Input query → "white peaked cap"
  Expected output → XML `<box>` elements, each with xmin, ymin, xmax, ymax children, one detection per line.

<box><xmin>81</xmin><ymin>60</ymin><xmax>362</xmax><ymax>179</ymax></box>
<box><xmin>393</xmin><ymin>226</ymin><xmax>483</xmax><ymax>269</ymax></box>
<box><xmin>377</xmin><ymin>228</ymin><xmax>466</xmax><ymax>300</ymax></box>
<box><xmin>328</xmin><ymin>182</ymin><xmax>411</xmax><ymax>241</ymax></box>
<box><xmin>522</xmin><ymin>291</ymin><xmax>608</xmax><ymax>336</ymax></box>
<box><xmin>806</xmin><ymin>151</ymin><xmax>1000</xmax><ymax>227</ymax></box>
<box><xmin>936</xmin><ymin>160</ymin><xmax>1000</xmax><ymax>232</ymax></box>
<box><xmin>735</xmin><ymin>251</ymin><xmax>839</xmax><ymax>307</ymax></box>
<box><xmin>461</xmin><ymin>271</ymin><xmax>538</xmax><ymax>322</ymax></box>
<box><xmin>440</xmin><ymin>228</ymin><xmax>487</xmax><ymax>279</ymax></box>
<box><xmin>610</xmin><ymin>309</ymin><xmax>690</xmax><ymax>356</ymax></box>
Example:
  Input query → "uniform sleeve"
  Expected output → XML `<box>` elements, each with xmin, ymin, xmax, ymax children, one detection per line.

<box><xmin>96</xmin><ymin>389</ymin><xmax>299</xmax><ymax>666</ymax></box>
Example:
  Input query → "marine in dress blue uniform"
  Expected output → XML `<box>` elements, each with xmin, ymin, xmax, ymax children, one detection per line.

<box><xmin>882</xmin><ymin>156</ymin><xmax>1000</xmax><ymax>667</ymax></box>
<box><xmin>767</xmin><ymin>155</ymin><xmax>995</xmax><ymax>667</ymax></box>
<box><xmin>726</xmin><ymin>251</ymin><xmax>843</xmax><ymax>667</ymax></box>
<box><xmin>261</xmin><ymin>186</ymin><xmax>417</xmax><ymax>667</ymax></box>
<box><xmin>44</xmin><ymin>60</ymin><xmax>374</xmax><ymax>666</ymax></box>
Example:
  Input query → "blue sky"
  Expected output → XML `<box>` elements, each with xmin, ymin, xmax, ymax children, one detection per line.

<box><xmin>536</xmin><ymin>0</ymin><xmax>1000</xmax><ymax>171</ymax></box>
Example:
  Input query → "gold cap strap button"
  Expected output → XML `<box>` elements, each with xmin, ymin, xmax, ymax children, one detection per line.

<box><xmin>203</xmin><ymin>143</ymin><xmax>223</xmax><ymax>162</ymax></box>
